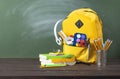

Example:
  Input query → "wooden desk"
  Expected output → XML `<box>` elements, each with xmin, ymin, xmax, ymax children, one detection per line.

<box><xmin>0</xmin><ymin>58</ymin><xmax>120</xmax><ymax>79</ymax></box>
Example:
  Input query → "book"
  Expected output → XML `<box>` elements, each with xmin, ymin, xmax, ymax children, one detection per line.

<box><xmin>39</xmin><ymin>53</ymin><xmax>76</xmax><ymax>68</ymax></box>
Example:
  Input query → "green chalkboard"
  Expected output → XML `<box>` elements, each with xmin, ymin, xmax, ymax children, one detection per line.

<box><xmin>0</xmin><ymin>0</ymin><xmax>120</xmax><ymax>58</ymax></box>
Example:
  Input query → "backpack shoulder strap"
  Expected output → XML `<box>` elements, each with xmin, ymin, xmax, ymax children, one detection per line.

<box><xmin>54</xmin><ymin>19</ymin><xmax>63</xmax><ymax>45</ymax></box>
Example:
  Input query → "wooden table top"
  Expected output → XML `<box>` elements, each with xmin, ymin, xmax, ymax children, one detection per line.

<box><xmin>0</xmin><ymin>58</ymin><xmax>120</xmax><ymax>78</ymax></box>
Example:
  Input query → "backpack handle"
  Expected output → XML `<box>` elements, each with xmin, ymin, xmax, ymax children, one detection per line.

<box><xmin>54</xmin><ymin>19</ymin><xmax>63</xmax><ymax>45</ymax></box>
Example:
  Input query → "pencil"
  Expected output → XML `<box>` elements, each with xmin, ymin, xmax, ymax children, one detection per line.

<box><xmin>93</xmin><ymin>40</ymin><xmax>98</xmax><ymax>50</ymax></box>
<box><xmin>105</xmin><ymin>40</ymin><xmax>112</xmax><ymax>51</ymax></box>
<box><xmin>98</xmin><ymin>38</ymin><xmax>103</xmax><ymax>50</ymax></box>
<box><xmin>95</xmin><ymin>39</ymin><xmax>102</xmax><ymax>50</ymax></box>
<box><xmin>103</xmin><ymin>39</ymin><xmax>110</xmax><ymax>51</ymax></box>
<box><xmin>58</xmin><ymin>30</ymin><xmax>67</xmax><ymax>40</ymax></box>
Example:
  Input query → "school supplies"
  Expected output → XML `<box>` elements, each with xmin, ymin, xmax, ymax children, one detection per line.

<box><xmin>103</xmin><ymin>39</ymin><xmax>113</xmax><ymax>51</ymax></box>
<box><xmin>58</xmin><ymin>30</ymin><xmax>67</xmax><ymax>40</ymax></box>
<box><xmin>39</xmin><ymin>52</ymin><xmax>76</xmax><ymax>68</ymax></box>
<box><xmin>96</xmin><ymin>50</ymin><xmax>106</xmax><ymax>67</ymax></box>
<box><xmin>73</xmin><ymin>33</ymin><xmax>88</xmax><ymax>47</ymax></box>
<box><xmin>58</xmin><ymin>31</ymin><xmax>88</xmax><ymax>47</ymax></box>
<box><xmin>93</xmin><ymin>38</ymin><xmax>103</xmax><ymax>50</ymax></box>
<box><xmin>58</xmin><ymin>30</ymin><xmax>74</xmax><ymax>45</ymax></box>
<box><xmin>93</xmin><ymin>38</ymin><xmax>112</xmax><ymax>67</ymax></box>
<box><xmin>54</xmin><ymin>8</ymin><xmax>103</xmax><ymax>63</ymax></box>
<box><xmin>93</xmin><ymin>38</ymin><xmax>112</xmax><ymax>51</ymax></box>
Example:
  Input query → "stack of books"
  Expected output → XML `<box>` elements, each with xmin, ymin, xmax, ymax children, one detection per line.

<box><xmin>39</xmin><ymin>52</ymin><xmax>76</xmax><ymax>68</ymax></box>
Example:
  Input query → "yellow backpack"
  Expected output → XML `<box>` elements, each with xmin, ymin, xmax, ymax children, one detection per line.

<box><xmin>54</xmin><ymin>8</ymin><xmax>103</xmax><ymax>63</ymax></box>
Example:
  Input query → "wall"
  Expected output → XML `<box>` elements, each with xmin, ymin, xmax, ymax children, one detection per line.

<box><xmin>0</xmin><ymin>0</ymin><xmax>119</xmax><ymax>58</ymax></box>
